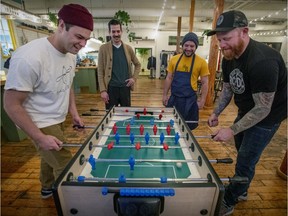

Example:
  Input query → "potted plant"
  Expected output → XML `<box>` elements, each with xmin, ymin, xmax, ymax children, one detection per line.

<box><xmin>136</xmin><ymin>48</ymin><xmax>150</xmax><ymax>72</ymax></box>
<box><xmin>128</xmin><ymin>32</ymin><xmax>136</xmax><ymax>42</ymax></box>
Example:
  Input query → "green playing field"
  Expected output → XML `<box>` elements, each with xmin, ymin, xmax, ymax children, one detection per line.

<box><xmin>90</xmin><ymin>115</ymin><xmax>191</xmax><ymax>179</ymax></box>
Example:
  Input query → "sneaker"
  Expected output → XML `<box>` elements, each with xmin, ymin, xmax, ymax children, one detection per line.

<box><xmin>41</xmin><ymin>188</ymin><xmax>53</xmax><ymax>199</ymax></box>
<box><xmin>238</xmin><ymin>192</ymin><xmax>248</xmax><ymax>201</ymax></box>
<box><xmin>219</xmin><ymin>201</ymin><xmax>234</xmax><ymax>216</ymax></box>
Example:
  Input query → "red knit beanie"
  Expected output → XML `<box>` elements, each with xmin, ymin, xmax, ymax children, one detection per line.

<box><xmin>58</xmin><ymin>4</ymin><xmax>93</xmax><ymax>31</ymax></box>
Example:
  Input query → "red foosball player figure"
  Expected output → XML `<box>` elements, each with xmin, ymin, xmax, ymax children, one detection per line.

<box><xmin>112</xmin><ymin>123</ymin><xmax>117</xmax><ymax>134</ymax></box>
<box><xmin>135</xmin><ymin>142</ymin><xmax>141</xmax><ymax>150</ymax></box>
<box><xmin>163</xmin><ymin>143</ymin><xmax>169</xmax><ymax>151</ymax></box>
<box><xmin>139</xmin><ymin>124</ymin><xmax>144</xmax><ymax>135</ymax></box>
<box><xmin>136</xmin><ymin>113</ymin><xmax>140</xmax><ymax>119</ymax></box>
<box><xmin>166</xmin><ymin>125</ymin><xmax>171</xmax><ymax>135</ymax></box>
<box><xmin>143</xmin><ymin>107</ymin><xmax>147</xmax><ymax>115</ymax></box>
<box><xmin>107</xmin><ymin>142</ymin><xmax>114</xmax><ymax>150</ymax></box>
<box><xmin>159</xmin><ymin>114</ymin><xmax>163</xmax><ymax>120</ymax></box>
<box><xmin>126</xmin><ymin>124</ymin><xmax>131</xmax><ymax>135</ymax></box>
<box><xmin>153</xmin><ymin>124</ymin><xmax>158</xmax><ymax>135</ymax></box>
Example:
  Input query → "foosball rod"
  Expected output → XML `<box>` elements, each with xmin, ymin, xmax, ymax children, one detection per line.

<box><xmin>73</xmin><ymin>176</ymin><xmax>248</xmax><ymax>184</ymax></box>
<box><xmin>95</xmin><ymin>134</ymin><xmax>212</xmax><ymax>139</ymax></box>
<box><xmin>61</xmin><ymin>142</ymin><xmax>222</xmax><ymax>153</ymax></box>
<box><xmin>62</xmin><ymin>143</ymin><xmax>190</xmax><ymax>149</ymax></box>
<box><xmin>72</xmin><ymin>126</ymin><xmax>214</xmax><ymax>139</ymax></box>
<box><xmin>83</xmin><ymin>113</ymin><xmax>175</xmax><ymax>118</ymax></box>
<box><xmin>83</xmin><ymin>158</ymin><xmax>231</xmax><ymax>164</ymax></box>
<box><xmin>111</xmin><ymin>113</ymin><xmax>173</xmax><ymax>118</ymax></box>
<box><xmin>74</xmin><ymin>125</ymin><xmax>186</xmax><ymax>130</ymax></box>
<box><xmin>80</xmin><ymin>116</ymin><xmax>200</xmax><ymax>124</ymax></box>
<box><xmin>90</xmin><ymin>108</ymin><xmax>175</xmax><ymax>113</ymax></box>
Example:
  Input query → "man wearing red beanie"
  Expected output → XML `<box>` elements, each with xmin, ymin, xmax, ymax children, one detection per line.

<box><xmin>4</xmin><ymin>4</ymin><xmax>93</xmax><ymax>199</ymax></box>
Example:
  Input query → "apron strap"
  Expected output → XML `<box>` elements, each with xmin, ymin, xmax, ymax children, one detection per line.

<box><xmin>174</xmin><ymin>53</ymin><xmax>196</xmax><ymax>74</ymax></box>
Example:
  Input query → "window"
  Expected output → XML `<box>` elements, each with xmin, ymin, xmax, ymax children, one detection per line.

<box><xmin>0</xmin><ymin>18</ymin><xmax>15</xmax><ymax>57</ymax></box>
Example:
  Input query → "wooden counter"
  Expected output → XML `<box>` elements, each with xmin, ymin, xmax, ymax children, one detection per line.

<box><xmin>1</xmin><ymin>79</ymin><xmax>6</xmax><ymax>86</ymax></box>
<box><xmin>74</xmin><ymin>66</ymin><xmax>98</xmax><ymax>93</ymax></box>
<box><xmin>1</xmin><ymin>79</ymin><xmax>27</xmax><ymax>141</ymax></box>
<box><xmin>76</xmin><ymin>66</ymin><xmax>97</xmax><ymax>69</ymax></box>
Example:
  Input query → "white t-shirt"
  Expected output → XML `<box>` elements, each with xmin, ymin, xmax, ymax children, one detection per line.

<box><xmin>5</xmin><ymin>37</ymin><xmax>76</xmax><ymax>128</ymax></box>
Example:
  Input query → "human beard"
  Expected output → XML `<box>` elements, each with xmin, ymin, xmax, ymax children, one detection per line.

<box><xmin>221</xmin><ymin>38</ymin><xmax>245</xmax><ymax>60</ymax></box>
<box><xmin>183</xmin><ymin>50</ymin><xmax>194</xmax><ymax>57</ymax></box>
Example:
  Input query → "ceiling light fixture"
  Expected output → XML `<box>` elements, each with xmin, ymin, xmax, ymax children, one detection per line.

<box><xmin>249</xmin><ymin>7</ymin><xmax>287</xmax><ymax>24</ymax></box>
<box><xmin>152</xmin><ymin>0</ymin><xmax>167</xmax><ymax>39</ymax></box>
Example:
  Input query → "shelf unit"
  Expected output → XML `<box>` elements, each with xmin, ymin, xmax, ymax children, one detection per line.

<box><xmin>17</xmin><ymin>25</ymin><xmax>52</xmax><ymax>35</ymax></box>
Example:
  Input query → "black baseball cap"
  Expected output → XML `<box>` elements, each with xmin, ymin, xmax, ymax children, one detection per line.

<box><xmin>207</xmin><ymin>10</ymin><xmax>248</xmax><ymax>36</ymax></box>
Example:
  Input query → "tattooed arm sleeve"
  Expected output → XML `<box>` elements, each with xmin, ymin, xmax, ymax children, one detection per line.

<box><xmin>213</xmin><ymin>82</ymin><xmax>234</xmax><ymax>116</ymax></box>
<box><xmin>230</xmin><ymin>92</ymin><xmax>275</xmax><ymax>135</ymax></box>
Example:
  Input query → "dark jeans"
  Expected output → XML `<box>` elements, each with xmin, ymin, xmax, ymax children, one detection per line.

<box><xmin>224</xmin><ymin>118</ymin><xmax>281</xmax><ymax>206</ymax></box>
<box><xmin>106</xmin><ymin>85</ymin><xmax>131</xmax><ymax>110</ymax></box>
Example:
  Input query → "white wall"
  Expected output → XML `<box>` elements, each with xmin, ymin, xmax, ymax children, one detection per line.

<box><xmin>123</xmin><ymin>29</ymin><xmax>288</xmax><ymax>77</ymax></box>
<box><xmin>251</xmin><ymin>35</ymin><xmax>287</xmax><ymax>66</ymax></box>
<box><xmin>123</xmin><ymin>29</ymin><xmax>210</xmax><ymax>78</ymax></box>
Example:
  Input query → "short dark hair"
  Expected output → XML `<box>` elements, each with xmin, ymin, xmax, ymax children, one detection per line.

<box><xmin>64</xmin><ymin>23</ymin><xmax>74</xmax><ymax>31</ymax></box>
<box><xmin>108</xmin><ymin>19</ymin><xmax>122</xmax><ymax>31</ymax></box>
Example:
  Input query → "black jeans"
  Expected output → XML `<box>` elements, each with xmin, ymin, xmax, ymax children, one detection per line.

<box><xmin>106</xmin><ymin>85</ymin><xmax>131</xmax><ymax>110</ymax></box>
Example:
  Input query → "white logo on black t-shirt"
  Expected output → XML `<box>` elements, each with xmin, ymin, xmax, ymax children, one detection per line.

<box><xmin>230</xmin><ymin>68</ymin><xmax>245</xmax><ymax>94</ymax></box>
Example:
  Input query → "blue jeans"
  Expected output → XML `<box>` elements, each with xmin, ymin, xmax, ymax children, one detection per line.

<box><xmin>224</xmin><ymin>120</ymin><xmax>281</xmax><ymax>206</ymax></box>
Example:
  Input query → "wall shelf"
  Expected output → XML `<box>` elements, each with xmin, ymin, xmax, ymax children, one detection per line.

<box><xmin>17</xmin><ymin>25</ymin><xmax>52</xmax><ymax>35</ymax></box>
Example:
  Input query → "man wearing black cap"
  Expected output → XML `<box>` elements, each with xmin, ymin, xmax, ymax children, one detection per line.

<box><xmin>4</xmin><ymin>4</ymin><xmax>94</xmax><ymax>199</ymax></box>
<box><xmin>162</xmin><ymin>32</ymin><xmax>209</xmax><ymax>130</ymax></box>
<box><xmin>207</xmin><ymin>10</ymin><xmax>287</xmax><ymax>215</ymax></box>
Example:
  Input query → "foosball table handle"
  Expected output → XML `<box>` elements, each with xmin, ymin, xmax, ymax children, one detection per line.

<box><xmin>228</xmin><ymin>176</ymin><xmax>249</xmax><ymax>184</ymax></box>
<box><xmin>216</xmin><ymin>158</ymin><xmax>233</xmax><ymax>164</ymax></box>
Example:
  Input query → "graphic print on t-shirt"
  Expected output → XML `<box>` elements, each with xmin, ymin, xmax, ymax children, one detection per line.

<box><xmin>230</xmin><ymin>68</ymin><xmax>245</xmax><ymax>94</ymax></box>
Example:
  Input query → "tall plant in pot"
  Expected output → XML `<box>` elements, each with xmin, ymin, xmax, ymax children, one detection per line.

<box><xmin>136</xmin><ymin>48</ymin><xmax>150</xmax><ymax>72</ymax></box>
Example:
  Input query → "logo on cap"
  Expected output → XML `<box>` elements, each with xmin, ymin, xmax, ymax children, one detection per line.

<box><xmin>217</xmin><ymin>15</ymin><xmax>224</xmax><ymax>26</ymax></box>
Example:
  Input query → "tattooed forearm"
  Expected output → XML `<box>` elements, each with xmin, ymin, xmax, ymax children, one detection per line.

<box><xmin>230</xmin><ymin>92</ymin><xmax>275</xmax><ymax>135</ymax></box>
<box><xmin>213</xmin><ymin>82</ymin><xmax>233</xmax><ymax>116</ymax></box>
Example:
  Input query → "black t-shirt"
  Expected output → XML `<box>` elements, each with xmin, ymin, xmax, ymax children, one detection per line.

<box><xmin>222</xmin><ymin>39</ymin><xmax>287</xmax><ymax>126</ymax></box>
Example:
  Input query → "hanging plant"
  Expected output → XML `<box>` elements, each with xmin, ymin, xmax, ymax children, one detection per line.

<box><xmin>202</xmin><ymin>29</ymin><xmax>211</xmax><ymax>39</ymax></box>
<box><xmin>114</xmin><ymin>10</ymin><xmax>131</xmax><ymax>33</ymax></box>
<box><xmin>48</xmin><ymin>12</ymin><xmax>58</xmax><ymax>27</ymax></box>
<box><xmin>98</xmin><ymin>36</ymin><xmax>104</xmax><ymax>43</ymax></box>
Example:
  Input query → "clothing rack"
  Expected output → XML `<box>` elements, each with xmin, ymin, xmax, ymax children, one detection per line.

<box><xmin>159</xmin><ymin>50</ymin><xmax>175</xmax><ymax>79</ymax></box>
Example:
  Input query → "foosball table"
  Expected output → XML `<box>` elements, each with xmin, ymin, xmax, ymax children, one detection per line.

<box><xmin>53</xmin><ymin>106</ymin><xmax>229</xmax><ymax>216</ymax></box>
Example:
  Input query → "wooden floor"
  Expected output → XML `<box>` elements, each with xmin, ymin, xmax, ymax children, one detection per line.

<box><xmin>1</xmin><ymin>76</ymin><xmax>287</xmax><ymax>216</ymax></box>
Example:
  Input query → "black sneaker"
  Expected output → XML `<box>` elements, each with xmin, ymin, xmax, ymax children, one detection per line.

<box><xmin>219</xmin><ymin>200</ymin><xmax>234</xmax><ymax>216</ymax></box>
<box><xmin>238</xmin><ymin>192</ymin><xmax>248</xmax><ymax>201</ymax></box>
<box><xmin>41</xmin><ymin>188</ymin><xmax>53</xmax><ymax>199</ymax></box>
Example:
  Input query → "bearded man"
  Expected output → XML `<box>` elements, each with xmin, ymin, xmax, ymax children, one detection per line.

<box><xmin>206</xmin><ymin>10</ymin><xmax>287</xmax><ymax>215</ymax></box>
<box><xmin>162</xmin><ymin>32</ymin><xmax>210</xmax><ymax>130</ymax></box>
